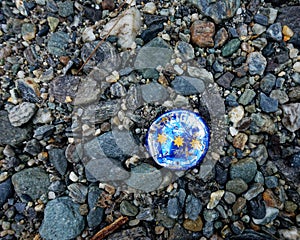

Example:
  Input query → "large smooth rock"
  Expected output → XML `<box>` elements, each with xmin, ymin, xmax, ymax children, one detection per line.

<box><xmin>39</xmin><ymin>197</ymin><xmax>85</xmax><ymax>240</ymax></box>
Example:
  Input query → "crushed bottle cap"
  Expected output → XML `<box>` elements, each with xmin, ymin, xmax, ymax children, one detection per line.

<box><xmin>146</xmin><ymin>110</ymin><xmax>210</xmax><ymax>170</ymax></box>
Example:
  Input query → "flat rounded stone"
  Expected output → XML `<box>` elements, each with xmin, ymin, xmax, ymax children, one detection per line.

<box><xmin>146</xmin><ymin>110</ymin><xmax>210</xmax><ymax>170</ymax></box>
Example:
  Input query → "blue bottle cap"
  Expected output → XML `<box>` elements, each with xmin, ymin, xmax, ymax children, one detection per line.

<box><xmin>146</xmin><ymin>110</ymin><xmax>210</xmax><ymax>170</ymax></box>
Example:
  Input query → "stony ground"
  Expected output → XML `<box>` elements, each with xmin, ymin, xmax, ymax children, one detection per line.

<box><xmin>0</xmin><ymin>0</ymin><xmax>300</xmax><ymax>239</ymax></box>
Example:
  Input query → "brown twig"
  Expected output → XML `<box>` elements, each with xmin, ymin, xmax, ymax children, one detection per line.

<box><xmin>76</xmin><ymin>0</ymin><xmax>134</xmax><ymax>75</ymax></box>
<box><xmin>91</xmin><ymin>216</ymin><xmax>129</xmax><ymax>240</ymax></box>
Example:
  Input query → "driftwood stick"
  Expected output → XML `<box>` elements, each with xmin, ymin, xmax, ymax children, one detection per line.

<box><xmin>91</xmin><ymin>216</ymin><xmax>129</xmax><ymax>240</ymax></box>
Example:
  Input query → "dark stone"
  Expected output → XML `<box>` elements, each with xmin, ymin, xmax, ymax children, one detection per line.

<box><xmin>254</xmin><ymin>14</ymin><xmax>268</xmax><ymax>26</ymax></box>
<box><xmin>144</xmin><ymin>14</ymin><xmax>168</xmax><ymax>26</ymax></box>
<box><xmin>39</xmin><ymin>197</ymin><xmax>85</xmax><ymax>239</ymax></box>
<box><xmin>33</xmin><ymin>125</ymin><xmax>56</xmax><ymax>140</ymax></box>
<box><xmin>185</xmin><ymin>195</ymin><xmax>202</xmax><ymax>221</ymax></box>
<box><xmin>225</xmin><ymin>93</ymin><xmax>239</xmax><ymax>107</ymax></box>
<box><xmin>260</xmin><ymin>74</ymin><xmax>276</xmax><ymax>94</ymax></box>
<box><xmin>230</xmin><ymin>158</ymin><xmax>257</xmax><ymax>183</ymax></box>
<box><xmin>47</xmin><ymin>31</ymin><xmax>70</xmax><ymax>56</ymax></box>
<box><xmin>107</xmin><ymin>227</ymin><xmax>150</xmax><ymax>240</ymax></box>
<box><xmin>141</xmin><ymin>23</ymin><xmax>164</xmax><ymax>43</ymax></box>
<box><xmin>262</xmin><ymin>42</ymin><xmax>275</xmax><ymax>57</ymax></box>
<box><xmin>216</xmin><ymin>72</ymin><xmax>234</xmax><ymax>89</ymax></box>
<box><xmin>84</xmin><ymin>7</ymin><xmax>102</xmax><ymax>22</ymax></box>
<box><xmin>0</xmin><ymin>178</ymin><xmax>13</xmax><ymax>207</ymax></box>
<box><xmin>290</xmin><ymin>152</ymin><xmax>300</xmax><ymax>168</ymax></box>
<box><xmin>48</xmin><ymin>148</ymin><xmax>68</xmax><ymax>175</ymax></box>
<box><xmin>277</xmin><ymin>6</ymin><xmax>300</xmax><ymax>37</ymax></box>
<box><xmin>188</xmin><ymin>0</ymin><xmax>241</xmax><ymax>24</ymax></box>
<box><xmin>171</xmin><ymin>76</ymin><xmax>205</xmax><ymax>95</ymax></box>
<box><xmin>0</xmin><ymin>111</ymin><xmax>31</xmax><ymax>146</ymax></box>
<box><xmin>87</xmin><ymin>185</ymin><xmax>104</xmax><ymax>228</ymax></box>
<box><xmin>12</xmin><ymin>167</ymin><xmax>50</xmax><ymax>200</ymax></box>
<box><xmin>215</xmin><ymin>164</ymin><xmax>228</xmax><ymax>185</ymax></box>
<box><xmin>226</xmin><ymin>178</ymin><xmax>248</xmax><ymax>195</ymax></box>
<box><xmin>38</xmin><ymin>25</ymin><xmax>50</xmax><ymax>37</ymax></box>
<box><xmin>24</xmin><ymin>139</ymin><xmax>42</xmax><ymax>156</ymax></box>
<box><xmin>259</xmin><ymin>93</ymin><xmax>278</xmax><ymax>113</ymax></box>
<box><xmin>49</xmin><ymin>75</ymin><xmax>80</xmax><ymax>103</ymax></box>
<box><xmin>265</xmin><ymin>176</ymin><xmax>278</xmax><ymax>188</ymax></box>
<box><xmin>249</xmin><ymin>196</ymin><xmax>266</xmax><ymax>219</ymax></box>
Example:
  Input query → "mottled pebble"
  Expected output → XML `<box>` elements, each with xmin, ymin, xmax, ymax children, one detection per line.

<box><xmin>259</xmin><ymin>93</ymin><xmax>278</xmax><ymax>113</ymax></box>
<box><xmin>190</xmin><ymin>21</ymin><xmax>215</xmax><ymax>48</ymax></box>
<box><xmin>8</xmin><ymin>102</ymin><xmax>36</xmax><ymax>127</ymax></box>
<box><xmin>207</xmin><ymin>190</ymin><xmax>224</xmax><ymax>209</ymax></box>
<box><xmin>226</xmin><ymin>178</ymin><xmax>248</xmax><ymax>195</ymax></box>
<box><xmin>247</xmin><ymin>52</ymin><xmax>267</xmax><ymax>76</ymax></box>
<box><xmin>230</xmin><ymin>158</ymin><xmax>257</xmax><ymax>183</ymax></box>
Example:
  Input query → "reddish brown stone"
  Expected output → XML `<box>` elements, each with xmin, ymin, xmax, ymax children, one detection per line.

<box><xmin>102</xmin><ymin>0</ymin><xmax>115</xmax><ymax>10</ymax></box>
<box><xmin>190</xmin><ymin>21</ymin><xmax>215</xmax><ymax>48</ymax></box>
<box><xmin>263</xmin><ymin>189</ymin><xmax>283</xmax><ymax>209</ymax></box>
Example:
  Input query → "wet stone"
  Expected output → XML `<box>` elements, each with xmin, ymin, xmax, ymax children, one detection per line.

<box><xmin>247</xmin><ymin>52</ymin><xmax>267</xmax><ymax>76</ymax></box>
<box><xmin>33</xmin><ymin>125</ymin><xmax>55</xmax><ymax>140</ymax></box>
<box><xmin>24</xmin><ymin>139</ymin><xmax>42</xmax><ymax>156</ymax></box>
<box><xmin>120</xmin><ymin>200</ymin><xmax>138</xmax><ymax>217</ymax></box>
<box><xmin>188</xmin><ymin>0</ymin><xmax>241</xmax><ymax>24</ymax></box>
<box><xmin>49</xmin><ymin>75</ymin><xmax>80</xmax><ymax>103</ymax></box>
<box><xmin>185</xmin><ymin>194</ymin><xmax>202</xmax><ymax>221</ymax></box>
<box><xmin>135</xmin><ymin>37</ymin><xmax>172</xmax><ymax>69</ymax></box>
<box><xmin>167</xmin><ymin>198</ymin><xmax>181</xmax><ymax>219</ymax></box>
<box><xmin>203</xmin><ymin>209</ymin><xmax>219</xmax><ymax>222</ymax></box>
<box><xmin>141</xmin><ymin>22</ymin><xmax>164</xmax><ymax>43</ymax></box>
<box><xmin>110</xmin><ymin>82</ymin><xmax>126</xmax><ymax>97</ymax></box>
<box><xmin>21</xmin><ymin>23</ymin><xmax>36</xmax><ymax>41</ymax></box>
<box><xmin>288</xmin><ymin>86</ymin><xmax>300</xmax><ymax>102</ymax></box>
<box><xmin>17</xmin><ymin>79</ymin><xmax>41</xmax><ymax>103</ymax></box>
<box><xmin>266</xmin><ymin>23</ymin><xmax>282</xmax><ymax>42</ymax></box>
<box><xmin>254</xmin><ymin>14</ymin><xmax>268</xmax><ymax>26</ymax></box>
<box><xmin>214</xmin><ymin>27</ymin><xmax>228</xmax><ymax>48</ymax></box>
<box><xmin>265</xmin><ymin>176</ymin><xmax>278</xmax><ymax>188</ymax></box>
<box><xmin>141</xmin><ymin>82</ymin><xmax>168</xmax><ymax>104</ymax></box>
<box><xmin>244</xmin><ymin>183</ymin><xmax>264</xmax><ymax>201</ymax></box>
<box><xmin>39</xmin><ymin>197</ymin><xmax>85</xmax><ymax>240</ymax></box>
<box><xmin>47</xmin><ymin>31</ymin><xmax>70</xmax><ymax>56</ymax></box>
<box><xmin>0</xmin><ymin>111</ymin><xmax>31</xmax><ymax>146</ymax></box>
<box><xmin>190</xmin><ymin>20</ymin><xmax>215</xmax><ymax>48</ymax></box>
<box><xmin>216</xmin><ymin>72</ymin><xmax>234</xmax><ymax>89</ymax></box>
<box><xmin>57</xmin><ymin>1</ymin><xmax>73</xmax><ymax>17</ymax></box>
<box><xmin>249</xmin><ymin>197</ymin><xmax>266</xmax><ymax>219</ymax></box>
<box><xmin>136</xmin><ymin>207</ymin><xmax>154</xmax><ymax>221</ymax></box>
<box><xmin>250</xmin><ymin>145</ymin><xmax>268</xmax><ymax>166</ymax></box>
<box><xmin>176</xmin><ymin>41</ymin><xmax>195</xmax><ymax>61</ymax></box>
<box><xmin>222</xmin><ymin>39</ymin><xmax>241</xmax><ymax>57</ymax></box>
<box><xmin>8</xmin><ymin>102</ymin><xmax>37</xmax><ymax>127</ymax></box>
<box><xmin>226</xmin><ymin>178</ymin><xmax>248</xmax><ymax>195</ymax></box>
<box><xmin>67</xmin><ymin>183</ymin><xmax>88</xmax><ymax>203</ymax></box>
<box><xmin>207</xmin><ymin>190</ymin><xmax>224</xmax><ymax>209</ymax></box>
<box><xmin>183</xmin><ymin>216</ymin><xmax>203</xmax><ymax>232</ymax></box>
<box><xmin>260</xmin><ymin>93</ymin><xmax>278</xmax><ymax>113</ymax></box>
<box><xmin>48</xmin><ymin>148</ymin><xmax>67</xmax><ymax>176</ymax></box>
<box><xmin>282</xmin><ymin>103</ymin><xmax>300</xmax><ymax>132</ymax></box>
<box><xmin>232</xmin><ymin>197</ymin><xmax>246</xmax><ymax>215</ymax></box>
<box><xmin>87</xmin><ymin>185</ymin><xmax>104</xmax><ymax>228</ymax></box>
<box><xmin>260</xmin><ymin>73</ymin><xmax>276</xmax><ymax>94</ymax></box>
<box><xmin>230</xmin><ymin>157</ymin><xmax>257</xmax><ymax>183</ymax></box>
<box><xmin>125</xmin><ymin>163</ymin><xmax>162</xmax><ymax>192</ymax></box>
<box><xmin>0</xmin><ymin>178</ymin><xmax>13</xmax><ymax>207</ymax></box>
<box><xmin>12</xmin><ymin>167</ymin><xmax>50</xmax><ymax>200</ymax></box>
<box><xmin>253</xmin><ymin>206</ymin><xmax>279</xmax><ymax>225</ymax></box>
<box><xmin>171</xmin><ymin>76</ymin><xmax>205</xmax><ymax>95</ymax></box>
<box><xmin>102</xmin><ymin>0</ymin><xmax>115</xmax><ymax>10</ymax></box>
<box><xmin>81</xmin><ymin>41</ymin><xmax>119</xmax><ymax>74</ymax></box>
<box><xmin>238</xmin><ymin>89</ymin><xmax>256</xmax><ymax>106</ymax></box>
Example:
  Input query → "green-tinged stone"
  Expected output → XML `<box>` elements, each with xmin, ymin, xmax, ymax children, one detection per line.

<box><xmin>222</xmin><ymin>39</ymin><xmax>241</xmax><ymax>57</ymax></box>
